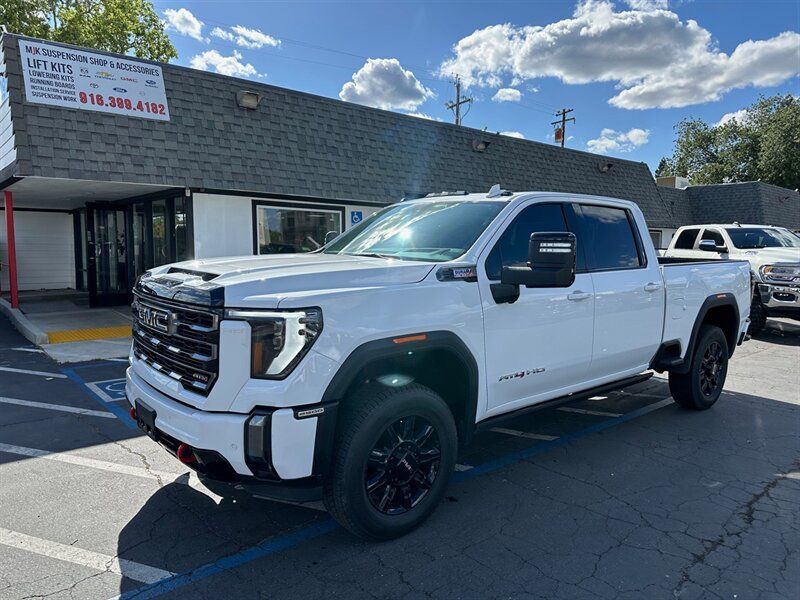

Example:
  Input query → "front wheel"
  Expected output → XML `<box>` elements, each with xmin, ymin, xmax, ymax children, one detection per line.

<box><xmin>323</xmin><ymin>383</ymin><xmax>457</xmax><ymax>540</ymax></box>
<box><xmin>749</xmin><ymin>295</ymin><xmax>767</xmax><ymax>336</ymax></box>
<box><xmin>668</xmin><ymin>325</ymin><xmax>729</xmax><ymax>410</ymax></box>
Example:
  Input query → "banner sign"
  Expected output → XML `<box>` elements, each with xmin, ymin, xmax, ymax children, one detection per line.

<box><xmin>19</xmin><ymin>40</ymin><xmax>170</xmax><ymax>121</ymax></box>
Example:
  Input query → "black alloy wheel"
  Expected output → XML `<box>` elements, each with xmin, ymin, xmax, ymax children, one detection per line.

<box><xmin>699</xmin><ymin>340</ymin><xmax>725</xmax><ymax>397</ymax></box>
<box><xmin>365</xmin><ymin>415</ymin><xmax>441</xmax><ymax>515</ymax></box>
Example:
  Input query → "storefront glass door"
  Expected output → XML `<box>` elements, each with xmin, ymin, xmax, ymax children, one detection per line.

<box><xmin>87</xmin><ymin>204</ymin><xmax>129</xmax><ymax>306</ymax></box>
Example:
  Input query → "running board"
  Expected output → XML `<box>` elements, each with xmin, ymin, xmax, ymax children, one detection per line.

<box><xmin>475</xmin><ymin>372</ymin><xmax>654</xmax><ymax>433</ymax></box>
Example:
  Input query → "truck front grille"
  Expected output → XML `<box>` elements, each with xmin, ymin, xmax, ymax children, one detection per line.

<box><xmin>131</xmin><ymin>294</ymin><xmax>220</xmax><ymax>395</ymax></box>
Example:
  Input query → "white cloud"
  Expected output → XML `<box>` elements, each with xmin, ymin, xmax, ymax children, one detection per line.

<box><xmin>623</xmin><ymin>0</ymin><xmax>669</xmax><ymax>10</ymax></box>
<box><xmin>405</xmin><ymin>112</ymin><xmax>439</xmax><ymax>120</ymax></box>
<box><xmin>340</xmin><ymin>58</ymin><xmax>435</xmax><ymax>111</ymax></box>
<box><xmin>587</xmin><ymin>127</ymin><xmax>650</xmax><ymax>154</ymax></box>
<box><xmin>499</xmin><ymin>131</ymin><xmax>525</xmax><ymax>138</ymax></box>
<box><xmin>492</xmin><ymin>88</ymin><xmax>522</xmax><ymax>102</ymax></box>
<box><xmin>438</xmin><ymin>0</ymin><xmax>800</xmax><ymax>109</ymax></box>
<box><xmin>230</xmin><ymin>25</ymin><xmax>281</xmax><ymax>49</ymax></box>
<box><xmin>163</xmin><ymin>8</ymin><xmax>205</xmax><ymax>42</ymax></box>
<box><xmin>190</xmin><ymin>50</ymin><xmax>259</xmax><ymax>78</ymax></box>
<box><xmin>716</xmin><ymin>109</ymin><xmax>749</xmax><ymax>127</ymax></box>
<box><xmin>210</xmin><ymin>27</ymin><xmax>234</xmax><ymax>41</ymax></box>
<box><xmin>209</xmin><ymin>25</ymin><xmax>280</xmax><ymax>49</ymax></box>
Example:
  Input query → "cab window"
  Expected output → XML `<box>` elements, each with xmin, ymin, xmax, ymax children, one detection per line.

<box><xmin>701</xmin><ymin>228</ymin><xmax>725</xmax><ymax>247</ymax></box>
<box><xmin>573</xmin><ymin>204</ymin><xmax>644</xmax><ymax>271</ymax></box>
<box><xmin>485</xmin><ymin>203</ymin><xmax>568</xmax><ymax>280</ymax></box>
<box><xmin>674</xmin><ymin>228</ymin><xmax>700</xmax><ymax>249</ymax></box>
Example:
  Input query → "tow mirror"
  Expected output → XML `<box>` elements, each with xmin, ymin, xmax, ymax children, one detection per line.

<box><xmin>500</xmin><ymin>232</ymin><xmax>577</xmax><ymax>288</ymax></box>
<box><xmin>324</xmin><ymin>231</ymin><xmax>339</xmax><ymax>245</ymax></box>
<box><xmin>698</xmin><ymin>239</ymin><xmax>728</xmax><ymax>253</ymax></box>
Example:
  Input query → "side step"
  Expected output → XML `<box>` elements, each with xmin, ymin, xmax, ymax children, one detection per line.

<box><xmin>475</xmin><ymin>372</ymin><xmax>654</xmax><ymax>433</ymax></box>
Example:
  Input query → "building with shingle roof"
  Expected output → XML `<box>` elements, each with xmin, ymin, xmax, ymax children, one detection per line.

<box><xmin>1</xmin><ymin>33</ymin><xmax>797</xmax><ymax>303</ymax></box>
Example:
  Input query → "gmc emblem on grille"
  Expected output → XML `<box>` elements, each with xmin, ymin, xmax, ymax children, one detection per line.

<box><xmin>138</xmin><ymin>305</ymin><xmax>172</xmax><ymax>334</ymax></box>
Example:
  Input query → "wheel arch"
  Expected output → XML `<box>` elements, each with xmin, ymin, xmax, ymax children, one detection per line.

<box><xmin>321</xmin><ymin>331</ymin><xmax>480</xmax><ymax>448</ymax></box>
<box><xmin>671</xmin><ymin>293</ymin><xmax>740</xmax><ymax>374</ymax></box>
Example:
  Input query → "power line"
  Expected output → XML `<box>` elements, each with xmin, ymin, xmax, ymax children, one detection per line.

<box><xmin>551</xmin><ymin>108</ymin><xmax>575</xmax><ymax>148</ymax></box>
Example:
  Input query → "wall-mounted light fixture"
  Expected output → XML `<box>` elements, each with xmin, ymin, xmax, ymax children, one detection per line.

<box><xmin>598</xmin><ymin>162</ymin><xmax>614</xmax><ymax>173</ymax></box>
<box><xmin>472</xmin><ymin>139</ymin><xmax>491</xmax><ymax>152</ymax></box>
<box><xmin>236</xmin><ymin>90</ymin><xmax>262</xmax><ymax>109</ymax></box>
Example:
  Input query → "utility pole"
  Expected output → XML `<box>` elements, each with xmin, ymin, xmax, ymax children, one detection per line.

<box><xmin>551</xmin><ymin>108</ymin><xmax>575</xmax><ymax>148</ymax></box>
<box><xmin>445</xmin><ymin>75</ymin><xmax>473</xmax><ymax>126</ymax></box>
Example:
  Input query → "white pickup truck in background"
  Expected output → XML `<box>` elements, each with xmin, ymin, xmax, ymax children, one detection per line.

<box><xmin>664</xmin><ymin>224</ymin><xmax>800</xmax><ymax>334</ymax></box>
<box><xmin>126</xmin><ymin>189</ymin><xmax>751</xmax><ymax>539</ymax></box>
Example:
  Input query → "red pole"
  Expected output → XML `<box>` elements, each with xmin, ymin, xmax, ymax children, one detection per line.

<box><xmin>4</xmin><ymin>191</ymin><xmax>19</xmax><ymax>309</ymax></box>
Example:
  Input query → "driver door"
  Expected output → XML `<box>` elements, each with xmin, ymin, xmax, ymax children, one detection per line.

<box><xmin>478</xmin><ymin>201</ymin><xmax>595</xmax><ymax>416</ymax></box>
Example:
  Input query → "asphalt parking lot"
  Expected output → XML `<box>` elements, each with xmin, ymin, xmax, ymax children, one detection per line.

<box><xmin>0</xmin><ymin>315</ymin><xmax>798</xmax><ymax>600</ymax></box>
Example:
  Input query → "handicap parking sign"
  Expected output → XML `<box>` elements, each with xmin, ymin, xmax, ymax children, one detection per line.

<box><xmin>351</xmin><ymin>211</ymin><xmax>363</xmax><ymax>225</ymax></box>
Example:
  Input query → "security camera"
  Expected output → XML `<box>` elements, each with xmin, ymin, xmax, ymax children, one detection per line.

<box><xmin>599</xmin><ymin>162</ymin><xmax>614</xmax><ymax>172</ymax></box>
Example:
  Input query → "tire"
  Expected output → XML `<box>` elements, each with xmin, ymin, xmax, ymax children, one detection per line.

<box><xmin>748</xmin><ymin>295</ymin><xmax>767</xmax><ymax>336</ymax></box>
<box><xmin>323</xmin><ymin>383</ymin><xmax>457</xmax><ymax>540</ymax></box>
<box><xmin>668</xmin><ymin>325</ymin><xmax>729</xmax><ymax>410</ymax></box>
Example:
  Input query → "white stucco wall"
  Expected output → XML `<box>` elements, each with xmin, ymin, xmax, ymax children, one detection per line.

<box><xmin>0</xmin><ymin>210</ymin><xmax>75</xmax><ymax>291</ymax></box>
<box><xmin>192</xmin><ymin>193</ymin><xmax>380</xmax><ymax>260</ymax></box>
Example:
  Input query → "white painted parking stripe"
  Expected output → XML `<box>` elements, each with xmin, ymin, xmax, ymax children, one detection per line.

<box><xmin>0</xmin><ymin>442</ymin><xmax>218</xmax><ymax>502</ymax></box>
<box><xmin>454</xmin><ymin>463</ymin><xmax>473</xmax><ymax>472</ymax></box>
<box><xmin>10</xmin><ymin>347</ymin><xmax>44</xmax><ymax>353</ymax></box>
<box><xmin>0</xmin><ymin>396</ymin><xmax>115</xmax><ymax>419</ymax></box>
<box><xmin>489</xmin><ymin>427</ymin><xmax>558</xmax><ymax>441</ymax></box>
<box><xmin>0</xmin><ymin>527</ymin><xmax>175</xmax><ymax>584</ymax></box>
<box><xmin>0</xmin><ymin>366</ymin><xmax>67</xmax><ymax>379</ymax></box>
<box><xmin>557</xmin><ymin>406</ymin><xmax>622</xmax><ymax>418</ymax></box>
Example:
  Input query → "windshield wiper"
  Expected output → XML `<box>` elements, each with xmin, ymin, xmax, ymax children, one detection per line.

<box><xmin>352</xmin><ymin>252</ymin><xmax>397</xmax><ymax>260</ymax></box>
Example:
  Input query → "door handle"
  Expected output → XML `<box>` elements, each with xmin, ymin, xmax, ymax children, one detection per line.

<box><xmin>567</xmin><ymin>291</ymin><xmax>592</xmax><ymax>301</ymax></box>
<box><xmin>644</xmin><ymin>282</ymin><xmax>662</xmax><ymax>292</ymax></box>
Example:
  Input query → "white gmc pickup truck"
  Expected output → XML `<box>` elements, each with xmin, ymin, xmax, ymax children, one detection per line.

<box><xmin>126</xmin><ymin>190</ymin><xmax>751</xmax><ymax>539</ymax></box>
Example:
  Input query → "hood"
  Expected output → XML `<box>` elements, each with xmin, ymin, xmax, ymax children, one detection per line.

<box><xmin>148</xmin><ymin>253</ymin><xmax>436</xmax><ymax>307</ymax></box>
<box><xmin>740</xmin><ymin>247</ymin><xmax>800</xmax><ymax>270</ymax></box>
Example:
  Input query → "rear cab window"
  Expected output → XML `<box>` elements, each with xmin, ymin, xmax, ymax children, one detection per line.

<box><xmin>674</xmin><ymin>228</ymin><xmax>700</xmax><ymax>249</ymax></box>
<box><xmin>572</xmin><ymin>204</ymin><xmax>645</xmax><ymax>271</ymax></box>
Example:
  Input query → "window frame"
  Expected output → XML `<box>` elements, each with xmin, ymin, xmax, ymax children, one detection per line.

<box><xmin>571</xmin><ymin>202</ymin><xmax>648</xmax><ymax>273</ymax></box>
<box><xmin>251</xmin><ymin>199</ymin><xmax>346</xmax><ymax>255</ymax></box>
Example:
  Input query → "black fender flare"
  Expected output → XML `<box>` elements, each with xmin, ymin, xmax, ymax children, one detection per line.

<box><xmin>321</xmin><ymin>330</ymin><xmax>480</xmax><ymax>445</ymax></box>
<box><xmin>670</xmin><ymin>292</ymin><xmax>741</xmax><ymax>374</ymax></box>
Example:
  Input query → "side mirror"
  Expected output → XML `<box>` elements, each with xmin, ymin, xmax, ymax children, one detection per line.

<box><xmin>324</xmin><ymin>231</ymin><xmax>339</xmax><ymax>245</ymax></box>
<box><xmin>698</xmin><ymin>239</ymin><xmax>728</xmax><ymax>253</ymax></box>
<box><xmin>500</xmin><ymin>232</ymin><xmax>577</xmax><ymax>288</ymax></box>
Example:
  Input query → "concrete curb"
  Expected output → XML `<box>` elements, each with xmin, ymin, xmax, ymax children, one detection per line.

<box><xmin>0</xmin><ymin>299</ymin><xmax>49</xmax><ymax>345</ymax></box>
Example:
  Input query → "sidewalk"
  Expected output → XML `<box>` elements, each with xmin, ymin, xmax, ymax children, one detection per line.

<box><xmin>1</xmin><ymin>291</ymin><xmax>132</xmax><ymax>362</ymax></box>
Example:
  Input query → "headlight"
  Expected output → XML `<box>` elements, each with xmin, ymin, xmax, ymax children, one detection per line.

<box><xmin>759</xmin><ymin>264</ymin><xmax>800</xmax><ymax>285</ymax></box>
<box><xmin>224</xmin><ymin>308</ymin><xmax>323</xmax><ymax>379</ymax></box>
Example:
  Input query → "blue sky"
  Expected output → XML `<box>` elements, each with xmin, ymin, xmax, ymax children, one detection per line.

<box><xmin>156</xmin><ymin>1</ymin><xmax>800</xmax><ymax>171</ymax></box>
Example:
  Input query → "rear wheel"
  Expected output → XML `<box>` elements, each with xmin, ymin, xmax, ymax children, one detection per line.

<box><xmin>668</xmin><ymin>325</ymin><xmax>728</xmax><ymax>410</ymax></box>
<box><xmin>323</xmin><ymin>383</ymin><xmax>457</xmax><ymax>540</ymax></box>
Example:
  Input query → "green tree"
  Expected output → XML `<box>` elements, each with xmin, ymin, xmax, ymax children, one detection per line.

<box><xmin>657</xmin><ymin>94</ymin><xmax>799</xmax><ymax>190</ymax></box>
<box><xmin>1</xmin><ymin>0</ymin><xmax>177</xmax><ymax>62</ymax></box>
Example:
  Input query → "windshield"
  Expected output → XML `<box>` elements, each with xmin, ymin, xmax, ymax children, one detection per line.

<box><xmin>323</xmin><ymin>201</ymin><xmax>505</xmax><ymax>262</ymax></box>
<box><xmin>726</xmin><ymin>227</ymin><xmax>800</xmax><ymax>249</ymax></box>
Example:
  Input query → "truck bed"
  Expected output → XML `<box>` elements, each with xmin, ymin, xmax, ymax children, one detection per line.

<box><xmin>659</xmin><ymin>259</ymin><xmax>751</xmax><ymax>360</ymax></box>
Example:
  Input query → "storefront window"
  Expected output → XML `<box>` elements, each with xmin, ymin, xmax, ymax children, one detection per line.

<box><xmin>256</xmin><ymin>204</ymin><xmax>342</xmax><ymax>254</ymax></box>
<box><xmin>151</xmin><ymin>199</ymin><xmax>168</xmax><ymax>266</ymax></box>
<box><xmin>174</xmin><ymin>197</ymin><xmax>189</xmax><ymax>261</ymax></box>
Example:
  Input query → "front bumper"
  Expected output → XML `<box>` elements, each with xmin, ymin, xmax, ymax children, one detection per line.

<box><xmin>125</xmin><ymin>367</ymin><xmax>337</xmax><ymax>502</ymax></box>
<box><xmin>757</xmin><ymin>283</ymin><xmax>800</xmax><ymax>313</ymax></box>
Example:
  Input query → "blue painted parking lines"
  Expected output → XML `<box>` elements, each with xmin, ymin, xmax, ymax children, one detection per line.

<box><xmin>61</xmin><ymin>367</ymin><xmax>137</xmax><ymax>429</ymax></box>
<box><xmin>86</xmin><ymin>378</ymin><xmax>128</xmax><ymax>403</ymax></box>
